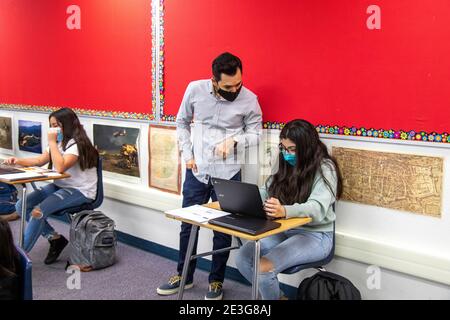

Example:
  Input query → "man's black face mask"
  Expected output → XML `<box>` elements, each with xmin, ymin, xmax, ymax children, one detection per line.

<box><xmin>218</xmin><ymin>85</ymin><xmax>242</xmax><ymax>102</ymax></box>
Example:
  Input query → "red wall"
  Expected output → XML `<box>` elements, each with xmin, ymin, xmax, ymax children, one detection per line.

<box><xmin>164</xmin><ymin>0</ymin><xmax>450</xmax><ymax>133</ymax></box>
<box><xmin>0</xmin><ymin>0</ymin><xmax>152</xmax><ymax>114</ymax></box>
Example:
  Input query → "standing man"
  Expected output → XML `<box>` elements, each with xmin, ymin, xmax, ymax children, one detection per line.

<box><xmin>157</xmin><ymin>52</ymin><xmax>262</xmax><ymax>300</ymax></box>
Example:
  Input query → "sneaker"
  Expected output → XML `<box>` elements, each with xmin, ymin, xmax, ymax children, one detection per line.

<box><xmin>205</xmin><ymin>281</ymin><xmax>223</xmax><ymax>300</ymax></box>
<box><xmin>156</xmin><ymin>275</ymin><xmax>193</xmax><ymax>296</ymax></box>
<box><xmin>44</xmin><ymin>235</ymin><xmax>68</xmax><ymax>265</ymax></box>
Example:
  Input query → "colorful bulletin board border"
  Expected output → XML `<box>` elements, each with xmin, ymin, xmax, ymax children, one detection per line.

<box><xmin>264</xmin><ymin>122</ymin><xmax>449</xmax><ymax>144</ymax></box>
<box><xmin>0</xmin><ymin>104</ymin><xmax>155</xmax><ymax>121</ymax></box>
<box><xmin>152</xmin><ymin>0</ymin><xmax>163</xmax><ymax>122</ymax></box>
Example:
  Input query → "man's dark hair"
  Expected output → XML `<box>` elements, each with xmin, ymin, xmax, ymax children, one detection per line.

<box><xmin>212</xmin><ymin>52</ymin><xmax>242</xmax><ymax>82</ymax></box>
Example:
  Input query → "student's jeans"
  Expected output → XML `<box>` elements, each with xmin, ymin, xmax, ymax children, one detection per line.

<box><xmin>177</xmin><ymin>169</ymin><xmax>241</xmax><ymax>284</ymax></box>
<box><xmin>235</xmin><ymin>228</ymin><xmax>333</xmax><ymax>300</ymax></box>
<box><xmin>15</xmin><ymin>183</ymin><xmax>91</xmax><ymax>253</ymax></box>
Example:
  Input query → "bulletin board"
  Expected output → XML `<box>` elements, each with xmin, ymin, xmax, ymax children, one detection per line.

<box><xmin>162</xmin><ymin>0</ymin><xmax>450</xmax><ymax>143</ymax></box>
<box><xmin>0</xmin><ymin>0</ymin><xmax>155</xmax><ymax>120</ymax></box>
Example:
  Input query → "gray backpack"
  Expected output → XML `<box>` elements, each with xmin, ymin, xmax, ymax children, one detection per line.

<box><xmin>69</xmin><ymin>210</ymin><xmax>116</xmax><ymax>271</ymax></box>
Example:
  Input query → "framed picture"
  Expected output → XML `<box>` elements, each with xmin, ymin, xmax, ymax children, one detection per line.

<box><xmin>18</xmin><ymin>120</ymin><xmax>42</xmax><ymax>154</ymax></box>
<box><xmin>148</xmin><ymin>125</ymin><xmax>181</xmax><ymax>194</ymax></box>
<box><xmin>93</xmin><ymin>124</ymin><xmax>140</xmax><ymax>177</ymax></box>
<box><xmin>0</xmin><ymin>116</ymin><xmax>13</xmax><ymax>151</ymax></box>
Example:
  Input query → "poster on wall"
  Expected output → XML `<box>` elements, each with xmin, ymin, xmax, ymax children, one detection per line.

<box><xmin>18</xmin><ymin>120</ymin><xmax>42</xmax><ymax>154</ymax></box>
<box><xmin>93</xmin><ymin>124</ymin><xmax>140</xmax><ymax>177</ymax></box>
<box><xmin>333</xmin><ymin>147</ymin><xmax>443</xmax><ymax>217</ymax></box>
<box><xmin>0</xmin><ymin>116</ymin><xmax>13</xmax><ymax>150</ymax></box>
<box><xmin>148</xmin><ymin>125</ymin><xmax>181</xmax><ymax>194</ymax></box>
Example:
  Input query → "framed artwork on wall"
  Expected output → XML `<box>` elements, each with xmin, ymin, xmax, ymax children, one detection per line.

<box><xmin>148</xmin><ymin>125</ymin><xmax>181</xmax><ymax>194</ymax></box>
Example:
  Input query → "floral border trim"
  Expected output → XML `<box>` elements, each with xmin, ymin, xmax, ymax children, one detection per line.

<box><xmin>264</xmin><ymin>122</ymin><xmax>450</xmax><ymax>144</ymax></box>
<box><xmin>0</xmin><ymin>104</ymin><xmax>155</xmax><ymax>121</ymax></box>
<box><xmin>157</xmin><ymin>0</ymin><xmax>165</xmax><ymax>120</ymax></box>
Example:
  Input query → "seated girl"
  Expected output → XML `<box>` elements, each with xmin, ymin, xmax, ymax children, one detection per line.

<box><xmin>0</xmin><ymin>219</ymin><xmax>20</xmax><ymax>300</ymax></box>
<box><xmin>4</xmin><ymin>108</ymin><xmax>98</xmax><ymax>264</ymax></box>
<box><xmin>235</xmin><ymin>119</ymin><xmax>343</xmax><ymax>300</ymax></box>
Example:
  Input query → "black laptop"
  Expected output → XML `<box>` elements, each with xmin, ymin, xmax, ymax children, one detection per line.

<box><xmin>209</xmin><ymin>178</ymin><xmax>281</xmax><ymax>235</ymax></box>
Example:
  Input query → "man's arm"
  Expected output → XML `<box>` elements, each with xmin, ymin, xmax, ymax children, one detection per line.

<box><xmin>234</xmin><ymin>97</ymin><xmax>263</xmax><ymax>147</ymax></box>
<box><xmin>176</xmin><ymin>82</ymin><xmax>195</xmax><ymax>163</ymax></box>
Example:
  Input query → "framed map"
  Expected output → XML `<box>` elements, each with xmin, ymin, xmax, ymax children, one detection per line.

<box><xmin>148</xmin><ymin>125</ymin><xmax>181</xmax><ymax>194</ymax></box>
<box><xmin>332</xmin><ymin>147</ymin><xmax>443</xmax><ymax>217</ymax></box>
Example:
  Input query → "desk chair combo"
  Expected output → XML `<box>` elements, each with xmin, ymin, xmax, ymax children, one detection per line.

<box><xmin>30</xmin><ymin>157</ymin><xmax>104</xmax><ymax>220</ymax></box>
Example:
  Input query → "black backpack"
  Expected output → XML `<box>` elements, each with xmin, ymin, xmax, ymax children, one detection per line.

<box><xmin>297</xmin><ymin>271</ymin><xmax>362</xmax><ymax>300</ymax></box>
<box><xmin>0</xmin><ymin>182</ymin><xmax>18</xmax><ymax>215</ymax></box>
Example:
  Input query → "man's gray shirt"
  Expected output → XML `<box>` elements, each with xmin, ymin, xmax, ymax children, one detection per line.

<box><xmin>176</xmin><ymin>79</ymin><xmax>262</xmax><ymax>184</ymax></box>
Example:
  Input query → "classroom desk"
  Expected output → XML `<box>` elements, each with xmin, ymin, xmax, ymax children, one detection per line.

<box><xmin>0</xmin><ymin>173</ymin><xmax>71</xmax><ymax>248</ymax></box>
<box><xmin>165</xmin><ymin>202</ymin><xmax>312</xmax><ymax>300</ymax></box>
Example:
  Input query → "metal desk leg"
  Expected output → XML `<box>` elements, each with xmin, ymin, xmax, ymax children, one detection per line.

<box><xmin>178</xmin><ymin>225</ymin><xmax>199</xmax><ymax>300</ymax></box>
<box><xmin>19</xmin><ymin>183</ymin><xmax>27</xmax><ymax>249</ymax></box>
<box><xmin>252</xmin><ymin>240</ymin><xmax>261</xmax><ymax>300</ymax></box>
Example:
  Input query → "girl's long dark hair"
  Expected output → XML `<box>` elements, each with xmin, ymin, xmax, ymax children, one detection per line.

<box><xmin>267</xmin><ymin>119</ymin><xmax>343</xmax><ymax>205</ymax></box>
<box><xmin>49</xmin><ymin>108</ymin><xmax>98</xmax><ymax>170</ymax></box>
<box><xmin>0</xmin><ymin>219</ymin><xmax>19</xmax><ymax>277</ymax></box>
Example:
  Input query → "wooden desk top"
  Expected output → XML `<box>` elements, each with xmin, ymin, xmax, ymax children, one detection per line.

<box><xmin>165</xmin><ymin>202</ymin><xmax>312</xmax><ymax>241</ymax></box>
<box><xmin>0</xmin><ymin>172</ymin><xmax>71</xmax><ymax>185</ymax></box>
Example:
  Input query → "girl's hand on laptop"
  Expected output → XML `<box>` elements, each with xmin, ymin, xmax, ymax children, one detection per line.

<box><xmin>264</xmin><ymin>197</ymin><xmax>286</xmax><ymax>219</ymax></box>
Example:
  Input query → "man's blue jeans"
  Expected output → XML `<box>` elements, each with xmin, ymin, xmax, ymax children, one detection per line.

<box><xmin>16</xmin><ymin>183</ymin><xmax>91</xmax><ymax>253</ymax></box>
<box><xmin>177</xmin><ymin>169</ymin><xmax>241</xmax><ymax>284</ymax></box>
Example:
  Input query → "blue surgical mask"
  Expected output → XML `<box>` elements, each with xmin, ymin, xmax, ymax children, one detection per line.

<box><xmin>57</xmin><ymin>131</ymin><xmax>63</xmax><ymax>143</ymax></box>
<box><xmin>282</xmin><ymin>151</ymin><xmax>297</xmax><ymax>166</ymax></box>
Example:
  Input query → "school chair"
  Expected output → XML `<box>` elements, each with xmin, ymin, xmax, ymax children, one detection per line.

<box><xmin>53</xmin><ymin>157</ymin><xmax>104</xmax><ymax>218</ymax></box>
<box><xmin>15</xmin><ymin>245</ymin><xmax>33</xmax><ymax>300</ymax></box>
<box><xmin>31</xmin><ymin>157</ymin><xmax>104</xmax><ymax>219</ymax></box>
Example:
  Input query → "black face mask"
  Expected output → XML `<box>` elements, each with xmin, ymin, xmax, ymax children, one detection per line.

<box><xmin>218</xmin><ymin>85</ymin><xmax>242</xmax><ymax>102</ymax></box>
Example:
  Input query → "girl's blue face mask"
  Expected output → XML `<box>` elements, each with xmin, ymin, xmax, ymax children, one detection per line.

<box><xmin>50</xmin><ymin>127</ymin><xmax>63</xmax><ymax>143</ymax></box>
<box><xmin>57</xmin><ymin>131</ymin><xmax>63</xmax><ymax>143</ymax></box>
<box><xmin>282</xmin><ymin>150</ymin><xmax>297</xmax><ymax>166</ymax></box>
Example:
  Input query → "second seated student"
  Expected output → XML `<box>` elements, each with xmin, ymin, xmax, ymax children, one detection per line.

<box><xmin>0</xmin><ymin>219</ymin><xmax>20</xmax><ymax>300</ymax></box>
<box><xmin>4</xmin><ymin>108</ymin><xmax>98</xmax><ymax>264</ymax></box>
<box><xmin>235</xmin><ymin>119</ymin><xmax>343</xmax><ymax>300</ymax></box>
<box><xmin>157</xmin><ymin>52</ymin><xmax>262</xmax><ymax>300</ymax></box>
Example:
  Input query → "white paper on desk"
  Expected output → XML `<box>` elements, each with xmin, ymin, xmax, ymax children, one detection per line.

<box><xmin>46</xmin><ymin>172</ymin><xmax>62</xmax><ymax>177</ymax></box>
<box><xmin>166</xmin><ymin>205</ymin><xmax>230</xmax><ymax>224</ymax></box>
<box><xmin>0</xmin><ymin>172</ymin><xmax>45</xmax><ymax>181</ymax></box>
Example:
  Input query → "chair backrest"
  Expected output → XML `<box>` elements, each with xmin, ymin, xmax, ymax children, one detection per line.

<box><xmin>90</xmin><ymin>157</ymin><xmax>104</xmax><ymax>209</ymax></box>
<box><xmin>53</xmin><ymin>157</ymin><xmax>104</xmax><ymax>216</ymax></box>
<box><xmin>15</xmin><ymin>245</ymin><xmax>33</xmax><ymax>300</ymax></box>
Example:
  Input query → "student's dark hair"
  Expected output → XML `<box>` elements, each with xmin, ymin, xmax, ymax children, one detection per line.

<box><xmin>267</xmin><ymin>119</ymin><xmax>343</xmax><ymax>205</ymax></box>
<box><xmin>212</xmin><ymin>52</ymin><xmax>242</xmax><ymax>82</ymax></box>
<box><xmin>49</xmin><ymin>108</ymin><xmax>98</xmax><ymax>170</ymax></box>
<box><xmin>0</xmin><ymin>219</ymin><xmax>19</xmax><ymax>277</ymax></box>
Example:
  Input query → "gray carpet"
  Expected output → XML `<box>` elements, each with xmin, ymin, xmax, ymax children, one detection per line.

<box><xmin>9</xmin><ymin>218</ymin><xmax>251</xmax><ymax>300</ymax></box>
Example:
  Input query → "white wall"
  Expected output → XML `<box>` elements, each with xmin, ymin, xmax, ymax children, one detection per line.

<box><xmin>1</xmin><ymin>109</ymin><xmax>449</xmax><ymax>299</ymax></box>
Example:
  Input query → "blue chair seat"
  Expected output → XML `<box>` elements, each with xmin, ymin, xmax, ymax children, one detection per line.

<box><xmin>280</xmin><ymin>221</ymin><xmax>336</xmax><ymax>275</ymax></box>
